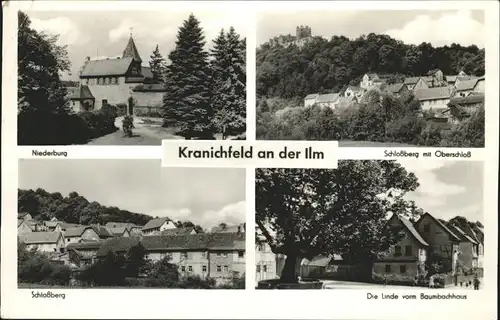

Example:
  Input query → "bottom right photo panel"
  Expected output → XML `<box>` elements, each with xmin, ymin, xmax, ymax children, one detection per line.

<box><xmin>255</xmin><ymin>160</ymin><xmax>484</xmax><ymax>290</ymax></box>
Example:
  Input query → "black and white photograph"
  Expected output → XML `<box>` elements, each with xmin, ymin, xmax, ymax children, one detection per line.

<box><xmin>255</xmin><ymin>160</ymin><xmax>484</xmax><ymax>290</ymax></box>
<box><xmin>17</xmin><ymin>159</ymin><xmax>246</xmax><ymax>289</ymax></box>
<box><xmin>18</xmin><ymin>10</ymin><xmax>246</xmax><ymax>145</ymax></box>
<box><xmin>256</xmin><ymin>10</ymin><xmax>485</xmax><ymax>147</ymax></box>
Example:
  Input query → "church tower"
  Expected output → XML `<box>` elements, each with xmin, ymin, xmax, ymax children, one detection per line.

<box><xmin>122</xmin><ymin>34</ymin><xmax>142</xmax><ymax>63</ymax></box>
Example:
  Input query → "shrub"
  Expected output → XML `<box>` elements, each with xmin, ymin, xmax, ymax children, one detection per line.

<box><xmin>177</xmin><ymin>275</ymin><xmax>216</xmax><ymax>289</ymax></box>
<box><xmin>17</xmin><ymin>245</ymin><xmax>71</xmax><ymax>286</ymax></box>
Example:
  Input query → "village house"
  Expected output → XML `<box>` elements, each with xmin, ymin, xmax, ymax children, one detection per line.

<box><xmin>161</xmin><ymin>227</ymin><xmax>198</xmax><ymax>236</ymax></box>
<box><xmin>304</xmin><ymin>93</ymin><xmax>319</xmax><ymax>107</ymax></box>
<box><xmin>141</xmin><ymin>217</ymin><xmax>177</xmax><ymax>236</ymax></box>
<box><xmin>19</xmin><ymin>231</ymin><xmax>66</xmax><ymax>253</ymax></box>
<box><xmin>91</xmin><ymin>224</ymin><xmax>115</xmax><ymax>240</ymax></box>
<box><xmin>73</xmin><ymin>34</ymin><xmax>166</xmax><ymax>114</ymax></box>
<box><xmin>316</xmin><ymin>93</ymin><xmax>340</xmax><ymax>109</ymax></box>
<box><xmin>67</xmin><ymin>241</ymin><xmax>102</xmax><ymax>267</ymax></box>
<box><xmin>384</xmin><ymin>83</ymin><xmax>409</xmax><ymax>97</ymax></box>
<box><xmin>447</xmin><ymin>224</ymin><xmax>479</xmax><ymax>269</ymax></box>
<box><xmin>18</xmin><ymin>212</ymin><xmax>32</xmax><ymax>221</ymax></box>
<box><xmin>444</xmin><ymin>93</ymin><xmax>484</xmax><ymax>124</ymax></box>
<box><xmin>63</xmin><ymin>226</ymin><xmax>100</xmax><ymax>245</ymax></box>
<box><xmin>472</xmin><ymin>226</ymin><xmax>484</xmax><ymax>268</ymax></box>
<box><xmin>105</xmin><ymin>222</ymin><xmax>143</xmax><ymax>236</ymax></box>
<box><xmin>414</xmin><ymin>212</ymin><xmax>461</xmax><ymax>274</ymax></box>
<box><xmin>43</xmin><ymin>220</ymin><xmax>62</xmax><ymax>233</ymax></box>
<box><xmin>413</xmin><ymin>77</ymin><xmax>430</xmax><ymax>90</ymax></box>
<box><xmin>17</xmin><ymin>219</ymin><xmax>32</xmax><ymax>234</ymax></box>
<box><xmin>373</xmin><ymin>214</ymin><xmax>429</xmax><ymax>279</ymax></box>
<box><xmin>212</xmin><ymin>223</ymin><xmax>246</xmax><ymax>234</ymax></box>
<box><xmin>445</xmin><ymin>70</ymin><xmax>468</xmax><ymax>86</ymax></box>
<box><xmin>343</xmin><ymin>86</ymin><xmax>363</xmax><ymax>99</ymax></box>
<box><xmin>360</xmin><ymin>73</ymin><xmax>385</xmax><ymax>91</ymax></box>
<box><xmin>96</xmin><ymin>232</ymin><xmax>246</xmax><ymax>283</ymax></box>
<box><xmin>255</xmin><ymin>236</ymin><xmax>283</xmax><ymax>284</ymax></box>
<box><xmin>107</xmin><ymin>226</ymin><xmax>131</xmax><ymax>238</ymax></box>
<box><xmin>413</xmin><ymin>87</ymin><xmax>453</xmax><ymax>112</ymax></box>
<box><xmin>404</xmin><ymin>77</ymin><xmax>420</xmax><ymax>90</ymax></box>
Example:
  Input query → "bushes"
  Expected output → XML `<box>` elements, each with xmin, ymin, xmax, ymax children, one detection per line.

<box><xmin>18</xmin><ymin>244</ymin><xmax>71</xmax><ymax>286</ymax></box>
<box><xmin>18</xmin><ymin>106</ymin><xmax>118</xmax><ymax>145</ymax></box>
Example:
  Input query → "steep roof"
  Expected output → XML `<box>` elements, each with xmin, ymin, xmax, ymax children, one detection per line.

<box><xmin>304</xmin><ymin>93</ymin><xmax>319</xmax><ymax>100</ymax></box>
<box><xmin>19</xmin><ymin>232</ymin><xmax>62</xmax><ymax>244</ymax></box>
<box><xmin>18</xmin><ymin>219</ymin><xmax>28</xmax><ymax>227</ymax></box>
<box><xmin>416</xmin><ymin>212</ymin><xmax>461</xmax><ymax>242</ymax></box>
<box><xmin>64</xmin><ymin>226</ymin><xmax>92</xmax><ymax>237</ymax></box>
<box><xmin>404</xmin><ymin>77</ymin><xmax>420</xmax><ymax>85</ymax></box>
<box><xmin>105</xmin><ymin>222</ymin><xmax>139</xmax><ymax>229</ymax></box>
<box><xmin>107</xmin><ymin>226</ymin><xmax>129</xmax><ymax>236</ymax></box>
<box><xmin>161</xmin><ymin>227</ymin><xmax>195</xmax><ymax>236</ymax></box>
<box><xmin>386</xmin><ymin>83</ymin><xmax>406</xmax><ymax>94</ymax></box>
<box><xmin>317</xmin><ymin>93</ymin><xmax>340</xmax><ymax>103</ymax></box>
<box><xmin>44</xmin><ymin>221</ymin><xmax>61</xmax><ymax>228</ymax></box>
<box><xmin>142</xmin><ymin>217</ymin><xmax>173</xmax><ymax>231</ymax></box>
<box><xmin>67</xmin><ymin>241</ymin><xmax>102</xmax><ymax>250</ymax></box>
<box><xmin>122</xmin><ymin>36</ymin><xmax>142</xmax><ymax>62</ymax></box>
<box><xmin>414</xmin><ymin>87</ymin><xmax>452</xmax><ymax>101</ymax></box>
<box><xmin>449</xmin><ymin>93</ymin><xmax>484</xmax><ymax>106</ymax></box>
<box><xmin>455</xmin><ymin>79</ymin><xmax>480</xmax><ymax>91</ymax></box>
<box><xmin>80</xmin><ymin>57</ymin><xmax>134</xmax><ymax>77</ymax></box>
<box><xmin>18</xmin><ymin>212</ymin><xmax>31</xmax><ymax>219</ymax></box>
<box><xmin>396</xmin><ymin>215</ymin><xmax>429</xmax><ymax>246</ymax></box>
<box><xmin>68</xmin><ymin>85</ymin><xmax>94</xmax><ymax>100</ymax></box>
<box><xmin>91</xmin><ymin>225</ymin><xmax>113</xmax><ymax>238</ymax></box>
<box><xmin>448</xmin><ymin>225</ymin><xmax>478</xmax><ymax>244</ymax></box>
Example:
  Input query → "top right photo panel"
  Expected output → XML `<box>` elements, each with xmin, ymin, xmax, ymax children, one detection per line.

<box><xmin>256</xmin><ymin>10</ymin><xmax>485</xmax><ymax>148</ymax></box>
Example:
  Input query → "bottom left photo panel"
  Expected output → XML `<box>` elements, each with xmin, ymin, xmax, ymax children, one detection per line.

<box><xmin>17</xmin><ymin>159</ymin><xmax>246</xmax><ymax>289</ymax></box>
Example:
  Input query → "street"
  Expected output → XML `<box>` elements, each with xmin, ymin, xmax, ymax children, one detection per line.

<box><xmin>321</xmin><ymin>279</ymin><xmax>481</xmax><ymax>290</ymax></box>
<box><xmin>86</xmin><ymin>116</ymin><xmax>183</xmax><ymax>145</ymax></box>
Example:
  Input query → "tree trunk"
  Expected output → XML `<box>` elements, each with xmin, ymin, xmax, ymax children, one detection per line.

<box><xmin>280</xmin><ymin>254</ymin><xmax>300</xmax><ymax>283</ymax></box>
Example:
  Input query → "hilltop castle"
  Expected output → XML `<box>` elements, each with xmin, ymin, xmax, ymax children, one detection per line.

<box><xmin>269</xmin><ymin>25</ymin><xmax>313</xmax><ymax>47</ymax></box>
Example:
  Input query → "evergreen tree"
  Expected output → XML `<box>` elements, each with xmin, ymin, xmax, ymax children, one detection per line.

<box><xmin>210</xmin><ymin>27</ymin><xmax>246</xmax><ymax>138</ymax></box>
<box><xmin>162</xmin><ymin>14</ymin><xmax>214</xmax><ymax>139</ymax></box>
<box><xmin>148</xmin><ymin>45</ymin><xmax>167</xmax><ymax>82</ymax></box>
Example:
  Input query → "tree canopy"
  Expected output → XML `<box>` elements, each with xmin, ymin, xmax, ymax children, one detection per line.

<box><xmin>257</xmin><ymin>33</ymin><xmax>484</xmax><ymax>99</ymax></box>
<box><xmin>255</xmin><ymin>161</ymin><xmax>420</xmax><ymax>281</ymax></box>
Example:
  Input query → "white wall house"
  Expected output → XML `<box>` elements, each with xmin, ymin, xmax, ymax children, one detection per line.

<box><xmin>19</xmin><ymin>232</ymin><xmax>66</xmax><ymax>253</ymax></box>
<box><xmin>142</xmin><ymin>217</ymin><xmax>177</xmax><ymax>236</ymax></box>
<box><xmin>304</xmin><ymin>94</ymin><xmax>319</xmax><ymax>107</ymax></box>
<box><xmin>413</xmin><ymin>87</ymin><xmax>452</xmax><ymax>112</ymax></box>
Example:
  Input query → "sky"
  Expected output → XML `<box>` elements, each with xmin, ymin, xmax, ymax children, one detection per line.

<box><xmin>18</xmin><ymin>159</ymin><xmax>246</xmax><ymax>229</ymax></box>
<box><xmin>257</xmin><ymin>10</ymin><xmax>485</xmax><ymax>48</ymax></box>
<box><xmin>25</xmin><ymin>10</ymin><xmax>248</xmax><ymax>80</ymax></box>
<box><xmin>399</xmin><ymin>160</ymin><xmax>483</xmax><ymax>223</ymax></box>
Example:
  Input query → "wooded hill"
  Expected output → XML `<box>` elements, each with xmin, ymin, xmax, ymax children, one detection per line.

<box><xmin>18</xmin><ymin>188</ymin><xmax>154</xmax><ymax>226</ymax></box>
<box><xmin>257</xmin><ymin>33</ymin><xmax>485</xmax><ymax>99</ymax></box>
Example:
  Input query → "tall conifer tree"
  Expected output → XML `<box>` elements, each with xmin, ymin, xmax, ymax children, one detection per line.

<box><xmin>149</xmin><ymin>45</ymin><xmax>167</xmax><ymax>82</ymax></box>
<box><xmin>162</xmin><ymin>14</ymin><xmax>213</xmax><ymax>139</ymax></box>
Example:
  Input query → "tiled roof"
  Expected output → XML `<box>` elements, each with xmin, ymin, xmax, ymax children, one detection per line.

<box><xmin>91</xmin><ymin>225</ymin><xmax>113</xmax><ymax>238</ymax></box>
<box><xmin>44</xmin><ymin>221</ymin><xmax>60</xmax><ymax>228</ymax></box>
<box><xmin>68</xmin><ymin>85</ymin><xmax>94</xmax><ymax>100</ymax></box>
<box><xmin>347</xmin><ymin>86</ymin><xmax>361</xmax><ymax>92</ymax></box>
<box><xmin>67</xmin><ymin>241</ymin><xmax>102</xmax><ymax>250</ymax></box>
<box><xmin>446</xmin><ymin>75</ymin><xmax>458</xmax><ymax>83</ymax></box>
<box><xmin>427</xmin><ymin>69</ymin><xmax>441</xmax><ymax>76</ymax></box>
<box><xmin>18</xmin><ymin>219</ymin><xmax>27</xmax><ymax>227</ymax></box>
<box><xmin>19</xmin><ymin>232</ymin><xmax>62</xmax><ymax>244</ymax></box>
<box><xmin>398</xmin><ymin>215</ymin><xmax>429</xmax><ymax>246</ymax></box>
<box><xmin>64</xmin><ymin>226</ymin><xmax>91</xmax><ymax>237</ymax></box>
<box><xmin>386</xmin><ymin>83</ymin><xmax>405</xmax><ymax>94</ymax></box>
<box><xmin>107</xmin><ymin>226</ymin><xmax>128</xmax><ymax>236</ymax></box>
<box><xmin>60</xmin><ymin>223</ymin><xmax>83</xmax><ymax>229</ymax></box>
<box><xmin>449</xmin><ymin>225</ymin><xmax>478</xmax><ymax>244</ymax></box>
<box><xmin>142</xmin><ymin>217</ymin><xmax>172</xmax><ymax>231</ymax></box>
<box><xmin>404</xmin><ymin>77</ymin><xmax>420</xmax><ymax>85</ymax></box>
<box><xmin>122</xmin><ymin>36</ymin><xmax>142</xmax><ymax>62</ymax></box>
<box><xmin>105</xmin><ymin>222</ymin><xmax>139</xmax><ymax>229</ymax></box>
<box><xmin>414</xmin><ymin>87</ymin><xmax>452</xmax><ymax>101</ymax></box>
<box><xmin>80</xmin><ymin>57</ymin><xmax>134</xmax><ymax>77</ymax></box>
<box><xmin>161</xmin><ymin>227</ymin><xmax>195</xmax><ymax>236</ymax></box>
<box><xmin>449</xmin><ymin>93</ymin><xmax>484</xmax><ymax>105</ymax></box>
<box><xmin>96</xmin><ymin>232</ymin><xmax>245</xmax><ymax>257</ymax></box>
<box><xmin>317</xmin><ymin>93</ymin><xmax>340</xmax><ymax>103</ymax></box>
<box><xmin>304</xmin><ymin>93</ymin><xmax>319</xmax><ymax>100</ymax></box>
<box><xmin>455</xmin><ymin>79</ymin><xmax>480</xmax><ymax>91</ymax></box>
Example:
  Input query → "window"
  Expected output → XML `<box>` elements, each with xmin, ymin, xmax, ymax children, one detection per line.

<box><xmin>53</xmin><ymin>248</ymin><xmax>57</xmax><ymax>252</ymax></box>
<box><xmin>404</xmin><ymin>245</ymin><xmax>412</xmax><ymax>256</ymax></box>
<box><xmin>400</xmin><ymin>265</ymin><xmax>406</xmax><ymax>274</ymax></box>
<box><xmin>423</xmin><ymin>223</ymin><xmax>430</xmax><ymax>233</ymax></box>
<box><xmin>256</xmin><ymin>265</ymin><xmax>261</xmax><ymax>273</ymax></box>
<box><xmin>394</xmin><ymin>245</ymin><xmax>402</xmax><ymax>257</ymax></box>
<box><xmin>181</xmin><ymin>266</ymin><xmax>186</xmax><ymax>272</ymax></box>
<box><xmin>182</xmin><ymin>252</ymin><xmax>188</xmax><ymax>259</ymax></box>
<box><xmin>216</xmin><ymin>265</ymin><xmax>222</xmax><ymax>272</ymax></box>
<box><xmin>223</xmin><ymin>265</ymin><xmax>229</xmax><ymax>272</ymax></box>
<box><xmin>116</xmin><ymin>77</ymin><xmax>120</xmax><ymax>84</ymax></box>
<box><xmin>222</xmin><ymin>252</ymin><xmax>228</xmax><ymax>257</ymax></box>
<box><xmin>216</xmin><ymin>253</ymin><xmax>221</xmax><ymax>256</ymax></box>
<box><xmin>257</xmin><ymin>244</ymin><xmax>264</xmax><ymax>251</ymax></box>
<box><xmin>102</xmin><ymin>99</ymin><xmax>108</xmax><ymax>106</ymax></box>
<box><xmin>105</xmin><ymin>77</ymin><xmax>110</xmax><ymax>85</ymax></box>
<box><xmin>238</xmin><ymin>251</ymin><xmax>244</xmax><ymax>258</ymax></box>
<box><xmin>188</xmin><ymin>266</ymin><xmax>193</xmax><ymax>272</ymax></box>
<box><xmin>202</xmin><ymin>265</ymin><xmax>207</xmax><ymax>272</ymax></box>
<box><xmin>263</xmin><ymin>265</ymin><xmax>267</xmax><ymax>272</ymax></box>
<box><xmin>385</xmin><ymin>265</ymin><xmax>391</xmax><ymax>273</ymax></box>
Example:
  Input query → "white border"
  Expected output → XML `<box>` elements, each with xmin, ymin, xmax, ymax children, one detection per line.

<box><xmin>2</xmin><ymin>1</ymin><xmax>499</xmax><ymax>320</ymax></box>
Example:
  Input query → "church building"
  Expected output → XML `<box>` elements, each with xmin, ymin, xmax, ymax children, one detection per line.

<box><xmin>69</xmin><ymin>34</ymin><xmax>166</xmax><ymax>115</ymax></box>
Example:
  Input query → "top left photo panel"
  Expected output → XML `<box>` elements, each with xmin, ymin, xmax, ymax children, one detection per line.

<box><xmin>17</xmin><ymin>9</ymin><xmax>247</xmax><ymax>146</ymax></box>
